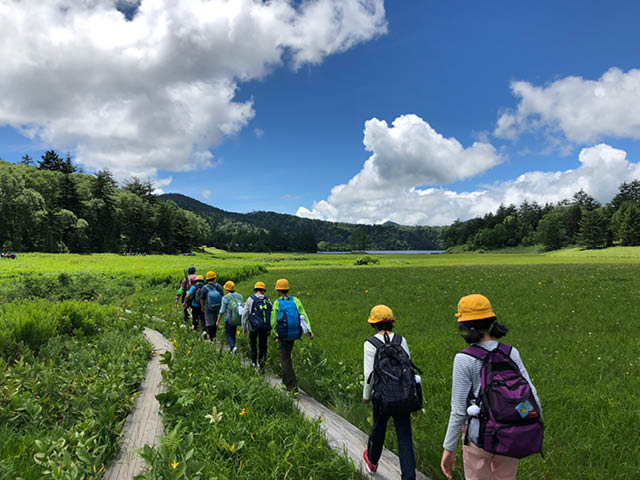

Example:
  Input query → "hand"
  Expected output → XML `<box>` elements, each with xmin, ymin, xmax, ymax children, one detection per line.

<box><xmin>441</xmin><ymin>449</ymin><xmax>456</xmax><ymax>479</ymax></box>
<box><xmin>308</xmin><ymin>331</ymin><xmax>315</xmax><ymax>340</ymax></box>
<box><xmin>363</xmin><ymin>398</ymin><xmax>370</xmax><ymax>404</ymax></box>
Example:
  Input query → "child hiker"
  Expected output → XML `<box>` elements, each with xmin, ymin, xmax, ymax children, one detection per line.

<box><xmin>176</xmin><ymin>266</ymin><xmax>197</xmax><ymax>324</ymax></box>
<box><xmin>441</xmin><ymin>294</ymin><xmax>543</xmax><ymax>480</ymax></box>
<box><xmin>362</xmin><ymin>305</ymin><xmax>418</xmax><ymax>480</ymax></box>
<box><xmin>200</xmin><ymin>271</ymin><xmax>224</xmax><ymax>341</ymax></box>
<box><xmin>183</xmin><ymin>274</ymin><xmax>204</xmax><ymax>330</ymax></box>
<box><xmin>241</xmin><ymin>281</ymin><xmax>273</xmax><ymax>369</ymax></box>
<box><xmin>217</xmin><ymin>281</ymin><xmax>244</xmax><ymax>353</ymax></box>
<box><xmin>270</xmin><ymin>278</ymin><xmax>313</xmax><ymax>392</ymax></box>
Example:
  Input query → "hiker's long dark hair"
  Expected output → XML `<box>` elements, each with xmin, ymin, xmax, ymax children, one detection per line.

<box><xmin>372</xmin><ymin>322</ymin><xmax>394</xmax><ymax>332</ymax></box>
<box><xmin>458</xmin><ymin>317</ymin><xmax>508</xmax><ymax>344</ymax></box>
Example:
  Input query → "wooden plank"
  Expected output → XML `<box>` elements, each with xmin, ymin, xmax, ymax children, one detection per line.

<box><xmin>265</xmin><ymin>374</ymin><xmax>431</xmax><ymax>480</ymax></box>
<box><xmin>104</xmin><ymin>328</ymin><xmax>174</xmax><ymax>480</ymax></box>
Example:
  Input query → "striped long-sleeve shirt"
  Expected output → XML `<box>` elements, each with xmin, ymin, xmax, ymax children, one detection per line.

<box><xmin>442</xmin><ymin>340</ymin><xmax>541</xmax><ymax>452</ymax></box>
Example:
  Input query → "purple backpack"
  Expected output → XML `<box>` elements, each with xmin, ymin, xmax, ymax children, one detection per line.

<box><xmin>461</xmin><ymin>343</ymin><xmax>543</xmax><ymax>459</ymax></box>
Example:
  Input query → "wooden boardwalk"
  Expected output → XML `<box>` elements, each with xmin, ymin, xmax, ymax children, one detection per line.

<box><xmin>265</xmin><ymin>374</ymin><xmax>432</xmax><ymax>480</ymax></box>
<box><xmin>105</xmin><ymin>328</ymin><xmax>431</xmax><ymax>480</ymax></box>
<box><xmin>104</xmin><ymin>328</ymin><xmax>174</xmax><ymax>480</ymax></box>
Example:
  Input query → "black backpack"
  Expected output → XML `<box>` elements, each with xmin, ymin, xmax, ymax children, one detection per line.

<box><xmin>249</xmin><ymin>294</ymin><xmax>272</xmax><ymax>331</ymax></box>
<box><xmin>367</xmin><ymin>333</ymin><xmax>423</xmax><ymax>415</ymax></box>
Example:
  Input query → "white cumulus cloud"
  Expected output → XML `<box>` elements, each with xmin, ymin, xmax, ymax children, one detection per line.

<box><xmin>0</xmin><ymin>0</ymin><xmax>386</xmax><ymax>179</ymax></box>
<box><xmin>494</xmin><ymin>67</ymin><xmax>640</xmax><ymax>145</ymax></box>
<box><xmin>297</xmin><ymin>142</ymin><xmax>640</xmax><ymax>226</ymax></box>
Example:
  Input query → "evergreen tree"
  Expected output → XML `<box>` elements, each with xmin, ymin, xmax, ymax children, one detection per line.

<box><xmin>20</xmin><ymin>154</ymin><xmax>34</xmax><ymax>166</ymax></box>
<box><xmin>571</xmin><ymin>190</ymin><xmax>600</xmax><ymax>211</ymax></box>
<box><xmin>38</xmin><ymin>150</ymin><xmax>65</xmax><ymax>172</ymax></box>
<box><xmin>579</xmin><ymin>208</ymin><xmax>609</xmax><ymax>249</ymax></box>
<box><xmin>611</xmin><ymin>180</ymin><xmax>640</xmax><ymax>210</ymax></box>
<box><xmin>536</xmin><ymin>211</ymin><xmax>566</xmax><ymax>251</ymax></box>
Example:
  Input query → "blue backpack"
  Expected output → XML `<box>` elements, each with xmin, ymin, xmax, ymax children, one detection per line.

<box><xmin>275</xmin><ymin>297</ymin><xmax>301</xmax><ymax>340</ymax></box>
<box><xmin>249</xmin><ymin>295</ymin><xmax>272</xmax><ymax>331</ymax></box>
<box><xmin>204</xmin><ymin>283</ymin><xmax>222</xmax><ymax>312</ymax></box>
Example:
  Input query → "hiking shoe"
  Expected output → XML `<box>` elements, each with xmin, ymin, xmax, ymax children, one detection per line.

<box><xmin>231</xmin><ymin>347</ymin><xmax>238</xmax><ymax>354</ymax></box>
<box><xmin>363</xmin><ymin>449</ymin><xmax>378</xmax><ymax>473</ymax></box>
<box><xmin>201</xmin><ymin>331</ymin><xmax>209</xmax><ymax>341</ymax></box>
<box><xmin>251</xmin><ymin>362</ymin><xmax>257</xmax><ymax>368</ymax></box>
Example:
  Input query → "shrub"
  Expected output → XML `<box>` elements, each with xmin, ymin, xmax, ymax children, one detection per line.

<box><xmin>354</xmin><ymin>256</ymin><xmax>380</xmax><ymax>266</ymax></box>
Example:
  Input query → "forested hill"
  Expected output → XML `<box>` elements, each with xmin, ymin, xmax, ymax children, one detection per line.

<box><xmin>0</xmin><ymin>157</ymin><xmax>209</xmax><ymax>254</ymax></box>
<box><xmin>160</xmin><ymin>193</ymin><xmax>445</xmax><ymax>252</ymax></box>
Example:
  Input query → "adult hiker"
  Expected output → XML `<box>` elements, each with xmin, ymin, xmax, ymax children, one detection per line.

<box><xmin>200</xmin><ymin>271</ymin><xmax>224</xmax><ymax>341</ymax></box>
<box><xmin>362</xmin><ymin>305</ymin><xmax>418</xmax><ymax>480</ymax></box>
<box><xmin>270</xmin><ymin>278</ymin><xmax>313</xmax><ymax>392</ymax></box>
<box><xmin>441</xmin><ymin>294</ymin><xmax>543</xmax><ymax>480</ymax></box>
<box><xmin>217</xmin><ymin>281</ymin><xmax>244</xmax><ymax>353</ymax></box>
<box><xmin>241</xmin><ymin>281</ymin><xmax>273</xmax><ymax>369</ymax></box>
<box><xmin>183</xmin><ymin>274</ymin><xmax>204</xmax><ymax>330</ymax></box>
<box><xmin>176</xmin><ymin>266</ymin><xmax>197</xmax><ymax>324</ymax></box>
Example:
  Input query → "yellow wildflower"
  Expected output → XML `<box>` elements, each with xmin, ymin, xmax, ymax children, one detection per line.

<box><xmin>240</xmin><ymin>408</ymin><xmax>247</xmax><ymax>416</ymax></box>
<box><xmin>171</xmin><ymin>460</ymin><xmax>179</xmax><ymax>469</ymax></box>
<box><xmin>170</xmin><ymin>339</ymin><xmax>177</xmax><ymax>346</ymax></box>
<box><xmin>538</xmin><ymin>282</ymin><xmax>542</xmax><ymax>286</ymax></box>
<box><xmin>186</xmin><ymin>349</ymin><xmax>191</xmax><ymax>355</ymax></box>
<box><xmin>188</xmin><ymin>372</ymin><xmax>192</xmax><ymax>377</ymax></box>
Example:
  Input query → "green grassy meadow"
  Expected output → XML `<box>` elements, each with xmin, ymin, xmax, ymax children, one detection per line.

<box><xmin>1</xmin><ymin>249</ymin><xmax>639</xmax><ymax>478</ymax></box>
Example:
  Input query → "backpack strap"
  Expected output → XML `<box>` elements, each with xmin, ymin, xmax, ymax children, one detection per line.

<box><xmin>460</xmin><ymin>344</ymin><xmax>490</xmax><ymax>360</ymax></box>
<box><xmin>391</xmin><ymin>333</ymin><xmax>403</xmax><ymax>346</ymax></box>
<box><xmin>497</xmin><ymin>343</ymin><xmax>513</xmax><ymax>356</ymax></box>
<box><xmin>366</xmin><ymin>336</ymin><xmax>385</xmax><ymax>349</ymax></box>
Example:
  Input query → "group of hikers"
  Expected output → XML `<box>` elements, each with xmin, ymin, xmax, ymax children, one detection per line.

<box><xmin>176</xmin><ymin>267</ymin><xmax>543</xmax><ymax>480</ymax></box>
<box><xmin>0</xmin><ymin>252</ymin><xmax>17</xmax><ymax>259</ymax></box>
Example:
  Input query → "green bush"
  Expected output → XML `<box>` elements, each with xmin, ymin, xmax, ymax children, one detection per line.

<box><xmin>0</xmin><ymin>300</ymin><xmax>116</xmax><ymax>361</ymax></box>
<box><xmin>353</xmin><ymin>256</ymin><xmax>380</xmax><ymax>266</ymax></box>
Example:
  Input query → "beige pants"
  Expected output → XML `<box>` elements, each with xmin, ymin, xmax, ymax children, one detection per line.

<box><xmin>462</xmin><ymin>441</ymin><xmax>519</xmax><ymax>480</ymax></box>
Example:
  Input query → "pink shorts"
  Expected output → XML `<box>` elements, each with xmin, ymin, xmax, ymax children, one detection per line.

<box><xmin>462</xmin><ymin>441</ymin><xmax>519</xmax><ymax>480</ymax></box>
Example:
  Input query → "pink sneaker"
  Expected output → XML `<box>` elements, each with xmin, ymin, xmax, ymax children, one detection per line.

<box><xmin>363</xmin><ymin>448</ymin><xmax>378</xmax><ymax>473</ymax></box>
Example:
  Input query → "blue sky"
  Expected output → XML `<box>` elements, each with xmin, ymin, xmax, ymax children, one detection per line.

<box><xmin>2</xmin><ymin>1</ymin><xmax>640</xmax><ymax>225</ymax></box>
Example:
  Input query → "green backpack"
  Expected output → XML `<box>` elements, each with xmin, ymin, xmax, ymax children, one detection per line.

<box><xmin>227</xmin><ymin>295</ymin><xmax>243</xmax><ymax>327</ymax></box>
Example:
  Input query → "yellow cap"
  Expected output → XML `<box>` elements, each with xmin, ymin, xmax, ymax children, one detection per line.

<box><xmin>223</xmin><ymin>281</ymin><xmax>235</xmax><ymax>291</ymax></box>
<box><xmin>195</xmin><ymin>275</ymin><xmax>204</xmax><ymax>281</ymax></box>
<box><xmin>368</xmin><ymin>304</ymin><xmax>395</xmax><ymax>324</ymax></box>
<box><xmin>254</xmin><ymin>281</ymin><xmax>266</xmax><ymax>291</ymax></box>
<box><xmin>455</xmin><ymin>294</ymin><xmax>496</xmax><ymax>322</ymax></box>
<box><xmin>275</xmin><ymin>278</ymin><xmax>290</xmax><ymax>291</ymax></box>
<box><xmin>206</xmin><ymin>271</ymin><xmax>216</xmax><ymax>281</ymax></box>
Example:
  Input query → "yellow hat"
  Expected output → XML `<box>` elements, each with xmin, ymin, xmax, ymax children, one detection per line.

<box><xmin>223</xmin><ymin>281</ymin><xmax>235</xmax><ymax>291</ymax></box>
<box><xmin>206</xmin><ymin>271</ymin><xmax>216</xmax><ymax>281</ymax></box>
<box><xmin>254</xmin><ymin>281</ymin><xmax>266</xmax><ymax>291</ymax></box>
<box><xmin>368</xmin><ymin>304</ymin><xmax>395</xmax><ymax>324</ymax></box>
<box><xmin>275</xmin><ymin>278</ymin><xmax>290</xmax><ymax>291</ymax></box>
<box><xmin>455</xmin><ymin>294</ymin><xmax>496</xmax><ymax>322</ymax></box>
<box><xmin>195</xmin><ymin>274</ymin><xmax>204</xmax><ymax>281</ymax></box>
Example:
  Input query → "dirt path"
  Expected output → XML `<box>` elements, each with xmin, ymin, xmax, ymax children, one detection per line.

<box><xmin>104</xmin><ymin>328</ymin><xmax>174</xmax><ymax>480</ymax></box>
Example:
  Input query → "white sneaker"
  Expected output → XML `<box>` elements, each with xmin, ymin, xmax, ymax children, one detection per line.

<box><xmin>231</xmin><ymin>347</ymin><xmax>238</xmax><ymax>354</ymax></box>
<box><xmin>202</xmin><ymin>331</ymin><xmax>209</xmax><ymax>341</ymax></box>
<box><xmin>251</xmin><ymin>362</ymin><xmax>257</xmax><ymax>368</ymax></box>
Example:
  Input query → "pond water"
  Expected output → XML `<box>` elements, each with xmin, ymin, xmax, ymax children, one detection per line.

<box><xmin>317</xmin><ymin>250</ymin><xmax>444</xmax><ymax>255</ymax></box>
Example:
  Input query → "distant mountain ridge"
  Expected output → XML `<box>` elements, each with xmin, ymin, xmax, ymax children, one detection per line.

<box><xmin>160</xmin><ymin>193</ymin><xmax>444</xmax><ymax>251</ymax></box>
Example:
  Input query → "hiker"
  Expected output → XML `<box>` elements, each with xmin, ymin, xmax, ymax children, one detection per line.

<box><xmin>270</xmin><ymin>278</ymin><xmax>313</xmax><ymax>392</ymax></box>
<box><xmin>441</xmin><ymin>294</ymin><xmax>543</xmax><ymax>480</ymax></box>
<box><xmin>176</xmin><ymin>266</ymin><xmax>197</xmax><ymax>324</ymax></box>
<box><xmin>217</xmin><ymin>281</ymin><xmax>244</xmax><ymax>353</ymax></box>
<box><xmin>183</xmin><ymin>274</ymin><xmax>204</xmax><ymax>330</ymax></box>
<box><xmin>241</xmin><ymin>281</ymin><xmax>273</xmax><ymax>369</ymax></box>
<box><xmin>200</xmin><ymin>271</ymin><xmax>224</xmax><ymax>341</ymax></box>
<box><xmin>362</xmin><ymin>305</ymin><xmax>418</xmax><ymax>480</ymax></box>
